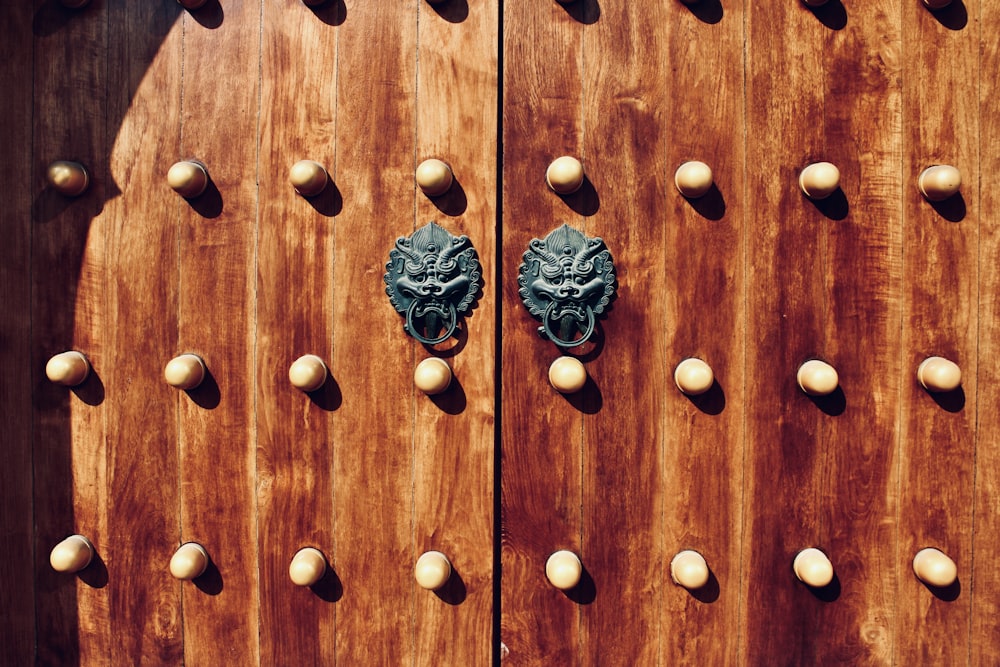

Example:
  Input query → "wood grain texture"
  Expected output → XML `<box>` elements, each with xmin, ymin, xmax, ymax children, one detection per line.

<box><xmin>256</xmin><ymin>1</ymin><xmax>340</xmax><ymax>663</ymax></box>
<box><xmin>972</xmin><ymin>1</ymin><xmax>1000</xmax><ymax>663</ymax></box>
<box><xmin>103</xmin><ymin>2</ymin><xmax>185</xmax><ymax>663</ymax></box>
<box><xmin>331</xmin><ymin>1</ymin><xmax>417</xmax><ymax>663</ymax></box>
<box><xmin>412</xmin><ymin>1</ymin><xmax>497</xmax><ymax>664</ymax></box>
<box><xmin>31</xmin><ymin>1</ymin><xmax>111</xmax><ymax>663</ymax></box>
<box><xmin>896</xmin><ymin>0</ymin><xmax>979</xmax><ymax>662</ymax></box>
<box><xmin>176</xmin><ymin>4</ymin><xmax>261</xmax><ymax>664</ymax></box>
<box><xmin>501</xmin><ymin>3</ymin><xmax>586</xmax><ymax>665</ymax></box>
<box><xmin>742</xmin><ymin>1</ymin><xmax>837</xmax><ymax>663</ymax></box>
<box><xmin>577</xmin><ymin>3</ymin><xmax>669</xmax><ymax>665</ymax></box>
<box><xmin>658</xmin><ymin>1</ymin><xmax>746</xmax><ymax>663</ymax></box>
<box><xmin>810</xmin><ymin>1</ymin><xmax>903</xmax><ymax>664</ymax></box>
<box><xmin>0</xmin><ymin>4</ymin><xmax>36</xmax><ymax>663</ymax></box>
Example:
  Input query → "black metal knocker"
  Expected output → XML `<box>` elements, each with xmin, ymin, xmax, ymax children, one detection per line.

<box><xmin>384</xmin><ymin>221</ymin><xmax>481</xmax><ymax>345</ymax></box>
<box><xmin>518</xmin><ymin>223</ymin><xmax>616</xmax><ymax>348</ymax></box>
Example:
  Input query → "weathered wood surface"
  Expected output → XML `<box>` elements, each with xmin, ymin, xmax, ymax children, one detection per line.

<box><xmin>501</xmin><ymin>2</ymin><xmax>586</xmax><ymax>665</ymax></box>
<box><xmin>30</xmin><ymin>1</ymin><xmax>111</xmax><ymax>663</ymax></box>
<box><xmin>896</xmin><ymin>0</ymin><xmax>980</xmax><ymax>662</ymax></box>
<box><xmin>6</xmin><ymin>0</ymin><xmax>1000</xmax><ymax>664</ymax></box>
<box><xmin>104</xmin><ymin>2</ymin><xmax>185</xmax><ymax>663</ymax></box>
<box><xmin>973</xmin><ymin>3</ymin><xmax>1000</xmax><ymax>664</ymax></box>
<box><xmin>0</xmin><ymin>3</ymin><xmax>37</xmax><ymax>664</ymax></box>
<box><xmin>412</xmin><ymin>1</ymin><xmax>497</xmax><ymax>665</ymax></box>
<box><xmin>256</xmin><ymin>0</ymin><xmax>340</xmax><ymax>664</ymax></box>
<box><xmin>657</xmin><ymin>1</ymin><xmax>747</xmax><ymax>664</ymax></box>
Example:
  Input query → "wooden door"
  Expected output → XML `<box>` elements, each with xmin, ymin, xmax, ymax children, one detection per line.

<box><xmin>2</xmin><ymin>1</ymin><xmax>999</xmax><ymax>665</ymax></box>
<box><xmin>3</xmin><ymin>1</ymin><xmax>495</xmax><ymax>664</ymax></box>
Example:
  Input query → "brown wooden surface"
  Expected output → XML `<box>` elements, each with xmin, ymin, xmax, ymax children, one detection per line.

<box><xmin>104</xmin><ymin>2</ymin><xmax>184</xmax><ymax>663</ymax></box>
<box><xmin>256</xmin><ymin>1</ymin><xmax>340</xmax><ymax>664</ymax></box>
<box><xmin>7</xmin><ymin>1</ymin><xmax>1000</xmax><ymax>664</ymax></box>
<box><xmin>412</xmin><ymin>1</ymin><xmax>497</xmax><ymax>665</ymax></box>
<box><xmin>578</xmin><ymin>3</ymin><xmax>669</xmax><ymax>664</ymax></box>
<box><xmin>896</xmin><ymin>0</ymin><xmax>979</xmax><ymax>662</ymax></box>
<box><xmin>332</xmin><ymin>2</ymin><xmax>419</xmax><ymax>663</ymax></box>
<box><xmin>31</xmin><ymin>1</ymin><xmax>111</xmax><ymax>663</ymax></box>
<box><xmin>176</xmin><ymin>3</ymin><xmax>261</xmax><ymax>664</ymax></box>
<box><xmin>973</xmin><ymin>2</ymin><xmax>1000</xmax><ymax>663</ymax></box>
<box><xmin>658</xmin><ymin>1</ymin><xmax>747</xmax><ymax>663</ymax></box>
<box><xmin>0</xmin><ymin>3</ymin><xmax>36</xmax><ymax>664</ymax></box>
<box><xmin>501</xmin><ymin>2</ymin><xmax>586</xmax><ymax>665</ymax></box>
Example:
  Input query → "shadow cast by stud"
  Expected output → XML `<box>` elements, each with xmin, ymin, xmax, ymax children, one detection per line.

<box><xmin>807</xmin><ymin>0</ymin><xmax>847</xmax><ymax>30</ymax></box>
<box><xmin>929</xmin><ymin>0</ymin><xmax>968</xmax><ymax>30</ymax></box>
<box><xmin>307</xmin><ymin>0</ymin><xmax>346</xmax><ymax>26</ymax></box>
<box><xmin>434</xmin><ymin>567</ymin><xmax>467</xmax><ymax>605</ymax></box>
<box><xmin>428</xmin><ymin>0</ymin><xmax>469</xmax><ymax>24</ymax></box>
<box><xmin>683</xmin><ymin>0</ymin><xmax>723</xmax><ymax>25</ymax></box>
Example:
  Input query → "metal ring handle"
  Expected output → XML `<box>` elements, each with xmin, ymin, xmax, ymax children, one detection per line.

<box><xmin>406</xmin><ymin>301</ymin><xmax>458</xmax><ymax>345</ymax></box>
<box><xmin>541</xmin><ymin>302</ymin><xmax>595</xmax><ymax>348</ymax></box>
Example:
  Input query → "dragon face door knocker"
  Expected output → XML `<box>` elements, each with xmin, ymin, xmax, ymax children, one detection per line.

<box><xmin>518</xmin><ymin>223</ymin><xmax>616</xmax><ymax>348</ymax></box>
<box><xmin>384</xmin><ymin>221</ymin><xmax>481</xmax><ymax>345</ymax></box>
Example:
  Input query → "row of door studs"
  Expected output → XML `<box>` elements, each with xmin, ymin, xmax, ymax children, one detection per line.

<box><xmin>45</xmin><ymin>158</ymin><xmax>965</xmax><ymax>206</ymax></box>
<box><xmin>47</xmin><ymin>350</ymin><xmax>964</xmax><ymax>398</ymax></box>
<box><xmin>48</xmin><ymin>535</ymin><xmax>961</xmax><ymax>593</ymax></box>
<box><xmin>53</xmin><ymin>0</ymin><xmax>966</xmax><ymax>19</ymax></box>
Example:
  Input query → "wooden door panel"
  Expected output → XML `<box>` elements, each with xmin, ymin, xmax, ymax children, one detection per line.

<box><xmin>104</xmin><ymin>2</ymin><xmax>184</xmax><ymax>663</ymax></box>
<box><xmin>501</xmin><ymin>3</ymin><xmax>586</xmax><ymax>665</ymax></box>
<box><xmin>0</xmin><ymin>2</ymin><xmax>36</xmax><ymax>664</ymax></box>
<box><xmin>4</xmin><ymin>0</ymin><xmax>999</xmax><ymax>664</ymax></box>
<box><xmin>256</xmin><ymin>1</ymin><xmax>340</xmax><ymax>663</ymax></box>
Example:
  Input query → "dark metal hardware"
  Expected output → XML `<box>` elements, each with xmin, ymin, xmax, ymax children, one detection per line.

<box><xmin>384</xmin><ymin>221</ymin><xmax>481</xmax><ymax>345</ymax></box>
<box><xmin>518</xmin><ymin>223</ymin><xmax>616</xmax><ymax>348</ymax></box>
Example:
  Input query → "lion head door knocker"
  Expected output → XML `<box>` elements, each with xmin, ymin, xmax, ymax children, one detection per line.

<box><xmin>384</xmin><ymin>221</ymin><xmax>481</xmax><ymax>345</ymax></box>
<box><xmin>518</xmin><ymin>223</ymin><xmax>616</xmax><ymax>348</ymax></box>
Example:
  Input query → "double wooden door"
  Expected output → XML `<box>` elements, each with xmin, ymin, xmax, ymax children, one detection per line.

<box><xmin>2</xmin><ymin>0</ymin><xmax>999</xmax><ymax>665</ymax></box>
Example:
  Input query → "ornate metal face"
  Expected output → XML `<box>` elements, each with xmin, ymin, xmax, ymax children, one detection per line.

<box><xmin>518</xmin><ymin>224</ymin><xmax>615</xmax><ymax>347</ymax></box>
<box><xmin>384</xmin><ymin>221</ymin><xmax>481</xmax><ymax>345</ymax></box>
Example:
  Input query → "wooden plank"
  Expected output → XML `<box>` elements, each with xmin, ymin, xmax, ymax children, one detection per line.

<box><xmin>0</xmin><ymin>3</ymin><xmax>36</xmax><ymax>663</ymax></box>
<box><xmin>658</xmin><ymin>2</ymin><xmax>746</xmax><ymax>663</ymax></box>
<box><xmin>804</xmin><ymin>2</ymin><xmax>904</xmax><ymax>664</ymax></box>
<box><xmin>102</xmin><ymin>2</ymin><xmax>184</xmax><ymax>663</ymax></box>
<box><xmin>31</xmin><ymin>1</ymin><xmax>111</xmax><ymax>663</ymax></box>
<box><xmin>176</xmin><ymin>4</ymin><xmax>261</xmax><ymax>664</ymax></box>
<box><xmin>575</xmin><ymin>3</ymin><xmax>670</xmax><ymax>664</ymax></box>
<box><xmin>742</xmin><ymin>1</ymin><xmax>836</xmax><ymax>663</ymax></box>
<box><xmin>895</xmin><ymin>0</ymin><xmax>979</xmax><ymax>662</ymax></box>
<box><xmin>331</xmin><ymin>2</ymin><xmax>417</xmax><ymax>663</ymax></box>
<box><xmin>412</xmin><ymin>2</ymin><xmax>497</xmax><ymax>665</ymax></box>
<box><xmin>972</xmin><ymin>0</ymin><xmax>1000</xmax><ymax>662</ymax></box>
<box><xmin>500</xmin><ymin>2</ymin><xmax>585</xmax><ymax>664</ymax></box>
<box><xmin>256</xmin><ymin>1</ymin><xmax>340</xmax><ymax>663</ymax></box>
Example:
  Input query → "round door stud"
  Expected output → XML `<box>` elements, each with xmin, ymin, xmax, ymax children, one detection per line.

<box><xmin>50</xmin><ymin>535</ymin><xmax>95</xmax><ymax>573</ymax></box>
<box><xmin>670</xmin><ymin>550</ymin><xmax>710</xmax><ymax>590</ymax></box>
<box><xmin>289</xmin><ymin>160</ymin><xmax>329</xmax><ymax>197</ymax></box>
<box><xmin>797</xmin><ymin>359</ymin><xmax>839</xmax><ymax>396</ymax></box>
<box><xmin>918</xmin><ymin>165</ymin><xmax>961</xmax><ymax>202</ymax></box>
<box><xmin>912</xmin><ymin>547</ymin><xmax>957</xmax><ymax>588</ymax></box>
<box><xmin>674</xmin><ymin>161</ymin><xmax>714</xmax><ymax>199</ymax></box>
<box><xmin>414</xmin><ymin>357</ymin><xmax>452</xmax><ymax>396</ymax></box>
<box><xmin>415</xmin><ymin>159</ymin><xmax>454</xmax><ymax>197</ymax></box>
<box><xmin>289</xmin><ymin>547</ymin><xmax>328</xmax><ymax>587</ymax></box>
<box><xmin>170</xmin><ymin>543</ymin><xmax>210</xmax><ymax>580</ymax></box>
<box><xmin>415</xmin><ymin>551</ymin><xmax>452</xmax><ymax>591</ymax></box>
<box><xmin>917</xmin><ymin>356</ymin><xmax>961</xmax><ymax>393</ymax></box>
<box><xmin>164</xmin><ymin>354</ymin><xmax>207</xmax><ymax>391</ymax></box>
<box><xmin>546</xmin><ymin>156</ymin><xmax>585</xmax><ymax>195</ymax></box>
<box><xmin>674</xmin><ymin>358</ymin><xmax>715</xmax><ymax>396</ymax></box>
<box><xmin>799</xmin><ymin>162</ymin><xmax>840</xmax><ymax>200</ymax></box>
<box><xmin>47</xmin><ymin>161</ymin><xmax>90</xmax><ymax>197</ymax></box>
<box><xmin>167</xmin><ymin>160</ymin><xmax>209</xmax><ymax>198</ymax></box>
<box><xmin>46</xmin><ymin>351</ymin><xmax>91</xmax><ymax>387</ymax></box>
<box><xmin>793</xmin><ymin>547</ymin><xmax>834</xmax><ymax>588</ymax></box>
<box><xmin>289</xmin><ymin>354</ymin><xmax>328</xmax><ymax>392</ymax></box>
<box><xmin>548</xmin><ymin>357</ymin><xmax>587</xmax><ymax>394</ymax></box>
<box><xmin>546</xmin><ymin>550</ymin><xmax>582</xmax><ymax>590</ymax></box>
